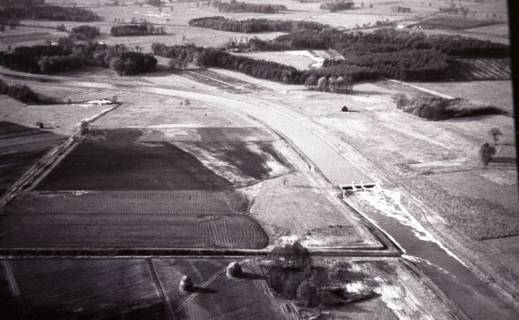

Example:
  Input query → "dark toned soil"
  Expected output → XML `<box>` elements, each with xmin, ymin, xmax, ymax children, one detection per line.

<box><xmin>36</xmin><ymin>129</ymin><xmax>233</xmax><ymax>191</ymax></box>
<box><xmin>0</xmin><ymin>121</ymin><xmax>64</xmax><ymax>195</ymax></box>
<box><xmin>9</xmin><ymin>190</ymin><xmax>250</xmax><ymax>215</ymax></box>
<box><xmin>0</xmin><ymin>258</ymin><xmax>284</xmax><ymax>320</ymax></box>
<box><xmin>0</xmin><ymin>213</ymin><xmax>268</xmax><ymax>249</ymax></box>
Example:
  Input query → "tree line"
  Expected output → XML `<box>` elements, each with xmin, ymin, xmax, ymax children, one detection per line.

<box><xmin>209</xmin><ymin>0</ymin><xmax>287</xmax><ymax>13</ymax></box>
<box><xmin>0</xmin><ymin>3</ymin><xmax>100</xmax><ymax>22</ymax></box>
<box><xmin>152</xmin><ymin>42</ymin><xmax>304</xmax><ymax>82</ymax></box>
<box><xmin>0</xmin><ymin>79</ymin><xmax>52</xmax><ymax>104</ymax></box>
<box><xmin>188</xmin><ymin>16</ymin><xmax>329</xmax><ymax>33</ymax></box>
<box><xmin>0</xmin><ymin>41</ymin><xmax>157</xmax><ymax>76</ymax></box>
<box><xmin>110</xmin><ymin>23</ymin><xmax>166</xmax><ymax>37</ymax></box>
<box><xmin>152</xmin><ymin>42</ymin><xmax>351</xmax><ymax>92</ymax></box>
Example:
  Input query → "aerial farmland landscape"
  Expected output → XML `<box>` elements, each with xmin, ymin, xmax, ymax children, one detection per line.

<box><xmin>0</xmin><ymin>0</ymin><xmax>517</xmax><ymax>319</ymax></box>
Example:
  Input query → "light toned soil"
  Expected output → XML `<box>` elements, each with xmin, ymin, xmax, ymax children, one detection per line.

<box><xmin>3</xmin><ymin>258</ymin><xmax>163</xmax><ymax>315</ymax></box>
<box><xmin>233</xmin><ymin>50</ymin><xmax>330</xmax><ymax>70</ymax></box>
<box><xmin>299</xmin><ymin>257</ymin><xmax>455</xmax><ymax>320</ymax></box>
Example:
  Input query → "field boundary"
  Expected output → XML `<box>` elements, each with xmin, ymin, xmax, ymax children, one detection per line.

<box><xmin>0</xmin><ymin>104</ymin><xmax>120</xmax><ymax>211</ymax></box>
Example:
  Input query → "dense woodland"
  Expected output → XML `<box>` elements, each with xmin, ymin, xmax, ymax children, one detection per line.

<box><xmin>0</xmin><ymin>42</ymin><xmax>156</xmax><ymax>76</ymax></box>
<box><xmin>110</xmin><ymin>23</ymin><xmax>166</xmax><ymax>37</ymax></box>
<box><xmin>0</xmin><ymin>4</ymin><xmax>99</xmax><ymax>22</ymax></box>
<box><xmin>247</xmin><ymin>28</ymin><xmax>509</xmax><ymax>82</ymax></box>
<box><xmin>189</xmin><ymin>16</ymin><xmax>328</xmax><ymax>33</ymax></box>
<box><xmin>320</xmin><ymin>1</ymin><xmax>354</xmax><ymax>12</ymax></box>
<box><xmin>209</xmin><ymin>0</ymin><xmax>287</xmax><ymax>13</ymax></box>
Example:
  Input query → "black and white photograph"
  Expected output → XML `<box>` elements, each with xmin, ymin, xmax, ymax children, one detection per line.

<box><xmin>0</xmin><ymin>0</ymin><xmax>517</xmax><ymax>319</ymax></box>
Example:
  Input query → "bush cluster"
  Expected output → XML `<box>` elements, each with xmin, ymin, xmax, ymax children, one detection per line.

<box><xmin>70</xmin><ymin>25</ymin><xmax>100</xmax><ymax>41</ymax></box>
<box><xmin>110</xmin><ymin>23</ymin><xmax>166</xmax><ymax>37</ymax></box>
<box><xmin>392</xmin><ymin>94</ymin><xmax>506</xmax><ymax>120</ymax></box>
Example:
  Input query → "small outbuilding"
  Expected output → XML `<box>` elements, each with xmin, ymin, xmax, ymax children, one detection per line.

<box><xmin>179</xmin><ymin>275</ymin><xmax>194</xmax><ymax>293</ymax></box>
<box><xmin>226</xmin><ymin>261</ymin><xmax>243</xmax><ymax>278</ymax></box>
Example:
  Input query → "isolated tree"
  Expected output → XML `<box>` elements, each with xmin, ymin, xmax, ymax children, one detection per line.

<box><xmin>109</xmin><ymin>58</ymin><xmax>125</xmax><ymax>75</ymax></box>
<box><xmin>328</xmin><ymin>76</ymin><xmax>337</xmax><ymax>92</ymax></box>
<box><xmin>488</xmin><ymin>128</ymin><xmax>503</xmax><ymax>145</ymax></box>
<box><xmin>479</xmin><ymin>142</ymin><xmax>496</xmax><ymax>166</ymax></box>
<box><xmin>296</xmin><ymin>279</ymin><xmax>319</xmax><ymax>307</ymax></box>
<box><xmin>226</xmin><ymin>261</ymin><xmax>242</xmax><ymax>278</ymax></box>
<box><xmin>317</xmin><ymin>76</ymin><xmax>328</xmax><ymax>92</ymax></box>
<box><xmin>304</xmin><ymin>74</ymin><xmax>317</xmax><ymax>88</ymax></box>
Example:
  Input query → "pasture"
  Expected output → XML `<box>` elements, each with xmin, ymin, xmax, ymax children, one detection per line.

<box><xmin>417</xmin><ymin>17</ymin><xmax>499</xmax><ymax>30</ymax></box>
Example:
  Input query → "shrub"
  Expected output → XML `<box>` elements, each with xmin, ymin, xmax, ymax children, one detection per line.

<box><xmin>71</xmin><ymin>25</ymin><xmax>100</xmax><ymax>40</ymax></box>
<box><xmin>479</xmin><ymin>142</ymin><xmax>496</xmax><ymax>166</ymax></box>
<box><xmin>395</xmin><ymin>95</ymin><xmax>506</xmax><ymax>120</ymax></box>
<box><xmin>7</xmin><ymin>85</ymin><xmax>41</xmax><ymax>104</ymax></box>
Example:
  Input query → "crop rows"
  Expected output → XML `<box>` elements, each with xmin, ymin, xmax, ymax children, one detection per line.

<box><xmin>449</xmin><ymin>58</ymin><xmax>510</xmax><ymax>81</ymax></box>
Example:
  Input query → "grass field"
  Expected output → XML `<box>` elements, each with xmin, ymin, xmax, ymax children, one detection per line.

<box><xmin>418</xmin><ymin>17</ymin><xmax>499</xmax><ymax>30</ymax></box>
<box><xmin>0</xmin><ymin>121</ymin><xmax>64</xmax><ymax>195</ymax></box>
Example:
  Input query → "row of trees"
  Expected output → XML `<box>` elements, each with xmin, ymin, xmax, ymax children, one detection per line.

<box><xmin>209</xmin><ymin>0</ymin><xmax>287</xmax><ymax>13</ymax></box>
<box><xmin>0</xmin><ymin>79</ymin><xmax>48</xmax><ymax>104</ymax></box>
<box><xmin>304</xmin><ymin>75</ymin><xmax>352</xmax><ymax>93</ymax></box>
<box><xmin>0</xmin><ymin>42</ymin><xmax>157</xmax><ymax>75</ymax></box>
<box><xmin>152</xmin><ymin>42</ymin><xmax>358</xmax><ymax>88</ymax></box>
<box><xmin>0</xmin><ymin>4</ymin><xmax>100</xmax><ymax>22</ymax></box>
<box><xmin>152</xmin><ymin>42</ymin><xmax>306</xmax><ymax>83</ymax></box>
<box><xmin>320</xmin><ymin>1</ymin><xmax>354</xmax><ymax>12</ymax></box>
<box><xmin>188</xmin><ymin>16</ymin><xmax>329</xmax><ymax>33</ymax></box>
<box><xmin>110</xmin><ymin>23</ymin><xmax>166</xmax><ymax>36</ymax></box>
